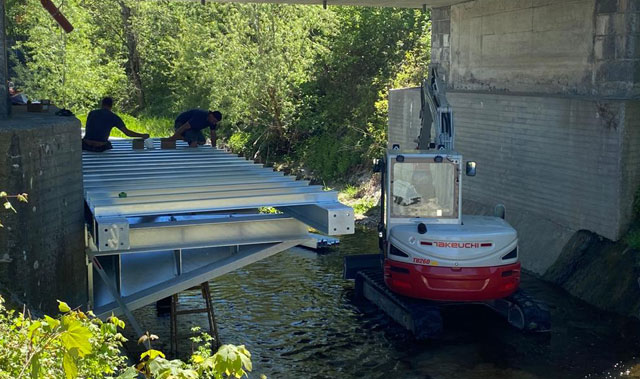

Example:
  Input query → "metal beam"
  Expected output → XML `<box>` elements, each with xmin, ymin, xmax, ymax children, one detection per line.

<box><xmin>90</xmin><ymin>190</ymin><xmax>338</xmax><ymax>217</ymax></box>
<box><xmin>93</xmin><ymin>240</ymin><xmax>306</xmax><ymax>318</ymax></box>
<box><xmin>280</xmin><ymin>203</ymin><xmax>355</xmax><ymax>235</ymax></box>
<box><xmin>91</xmin><ymin>214</ymin><xmax>309</xmax><ymax>254</ymax></box>
<box><xmin>82</xmin><ymin>165</ymin><xmax>269</xmax><ymax>180</ymax></box>
<box><xmin>85</xmin><ymin>179</ymin><xmax>310</xmax><ymax>198</ymax></box>
<box><xmin>83</xmin><ymin>170</ymin><xmax>286</xmax><ymax>186</ymax></box>
<box><xmin>83</xmin><ymin>176</ymin><xmax>298</xmax><ymax>192</ymax></box>
<box><xmin>88</xmin><ymin>185</ymin><xmax>326</xmax><ymax>207</ymax></box>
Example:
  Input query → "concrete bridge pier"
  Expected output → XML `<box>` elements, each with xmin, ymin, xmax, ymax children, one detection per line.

<box><xmin>430</xmin><ymin>0</ymin><xmax>640</xmax><ymax>314</ymax></box>
<box><xmin>0</xmin><ymin>108</ymin><xmax>86</xmax><ymax>314</ymax></box>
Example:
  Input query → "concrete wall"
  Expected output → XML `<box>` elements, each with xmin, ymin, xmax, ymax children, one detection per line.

<box><xmin>428</xmin><ymin>0</ymin><xmax>640</xmax><ymax>275</ymax></box>
<box><xmin>451</xmin><ymin>92</ymin><xmax>640</xmax><ymax>272</ymax></box>
<box><xmin>388</xmin><ymin>87</ymin><xmax>422</xmax><ymax>149</ymax></box>
<box><xmin>0</xmin><ymin>108</ymin><xmax>86</xmax><ymax>314</ymax></box>
<box><xmin>621</xmin><ymin>98</ymin><xmax>640</xmax><ymax>228</ymax></box>
<box><xmin>453</xmin><ymin>92</ymin><xmax>627</xmax><ymax>240</ymax></box>
<box><xmin>434</xmin><ymin>0</ymin><xmax>640</xmax><ymax>98</ymax></box>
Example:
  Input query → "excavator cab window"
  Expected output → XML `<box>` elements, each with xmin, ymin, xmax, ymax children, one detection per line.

<box><xmin>390</xmin><ymin>159</ymin><xmax>457</xmax><ymax>219</ymax></box>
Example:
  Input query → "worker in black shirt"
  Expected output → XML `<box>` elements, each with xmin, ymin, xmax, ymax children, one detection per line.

<box><xmin>168</xmin><ymin>109</ymin><xmax>222</xmax><ymax>147</ymax></box>
<box><xmin>82</xmin><ymin>97</ymin><xmax>150</xmax><ymax>152</ymax></box>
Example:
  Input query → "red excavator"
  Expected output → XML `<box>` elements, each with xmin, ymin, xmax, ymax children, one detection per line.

<box><xmin>345</xmin><ymin>66</ymin><xmax>550</xmax><ymax>338</ymax></box>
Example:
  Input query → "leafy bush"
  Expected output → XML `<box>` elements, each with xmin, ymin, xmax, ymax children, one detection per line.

<box><xmin>228</xmin><ymin>131</ymin><xmax>252</xmax><ymax>156</ymax></box>
<box><xmin>0</xmin><ymin>297</ymin><xmax>255</xmax><ymax>379</ymax></box>
<box><xmin>0</xmin><ymin>298</ymin><xmax>129</xmax><ymax>379</ymax></box>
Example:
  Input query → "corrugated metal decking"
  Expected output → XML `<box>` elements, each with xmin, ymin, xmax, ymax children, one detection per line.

<box><xmin>83</xmin><ymin>139</ymin><xmax>354</xmax><ymax>333</ymax></box>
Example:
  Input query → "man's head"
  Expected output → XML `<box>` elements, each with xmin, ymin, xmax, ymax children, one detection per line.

<box><xmin>208</xmin><ymin>110</ymin><xmax>222</xmax><ymax>126</ymax></box>
<box><xmin>101</xmin><ymin>97</ymin><xmax>114</xmax><ymax>110</ymax></box>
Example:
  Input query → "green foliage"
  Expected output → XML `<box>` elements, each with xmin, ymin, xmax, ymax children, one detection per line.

<box><xmin>7</xmin><ymin>1</ymin><xmax>430</xmax><ymax>182</ymax></box>
<box><xmin>0</xmin><ymin>297</ymin><xmax>129</xmax><ymax>379</ymax></box>
<box><xmin>339</xmin><ymin>184</ymin><xmax>378</xmax><ymax>216</ymax></box>
<box><xmin>0</xmin><ymin>296</ymin><xmax>256</xmax><ymax>379</ymax></box>
<box><xmin>625</xmin><ymin>228</ymin><xmax>640</xmax><ymax>250</ymax></box>
<box><xmin>7</xmin><ymin>0</ymin><xmax>129</xmax><ymax>113</ymax></box>
<box><xmin>228</xmin><ymin>131</ymin><xmax>252</xmax><ymax>157</ymax></box>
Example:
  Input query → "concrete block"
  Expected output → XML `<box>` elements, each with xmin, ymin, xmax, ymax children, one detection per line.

<box><xmin>615</xmin><ymin>13</ymin><xmax>639</xmax><ymax>34</ymax></box>
<box><xmin>596</xmin><ymin>35</ymin><xmax>617</xmax><ymax>59</ymax></box>
<box><xmin>597</xmin><ymin>60</ymin><xmax>636</xmax><ymax>82</ymax></box>
<box><xmin>432</xmin><ymin>29</ymin><xmax>442</xmax><ymax>48</ymax></box>
<box><xmin>482</xmin><ymin>32</ymin><xmax>533</xmax><ymax>62</ymax></box>
<box><xmin>431</xmin><ymin>6</ymin><xmax>451</xmax><ymax>21</ymax></box>
<box><xmin>0</xmin><ymin>110</ymin><xmax>86</xmax><ymax>314</ymax></box>
<box><xmin>433</xmin><ymin>19</ymin><xmax>450</xmax><ymax>34</ymax></box>
<box><xmin>596</xmin><ymin>14</ymin><xmax>613</xmax><ymax>35</ymax></box>
<box><xmin>616</xmin><ymin>34</ymin><xmax>637</xmax><ymax>59</ymax></box>
<box><xmin>533</xmin><ymin>1</ymin><xmax>595</xmax><ymax>32</ymax></box>
<box><xmin>597</xmin><ymin>0</ymin><xmax>619</xmax><ymax>13</ymax></box>
<box><xmin>619</xmin><ymin>0</ymin><xmax>629</xmax><ymax>11</ymax></box>
<box><xmin>482</xmin><ymin>8</ymin><xmax>533</xmax><ymax>35</ymax></box>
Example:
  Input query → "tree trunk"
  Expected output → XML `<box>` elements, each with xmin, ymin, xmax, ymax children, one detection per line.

<box><xmin>119</xmin><ymin>1</ymin><xmax>145</xmax><ymax>112</ymax></box>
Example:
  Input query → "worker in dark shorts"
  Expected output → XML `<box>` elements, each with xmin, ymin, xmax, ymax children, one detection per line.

<box><xmin>82</xmin><ymin>97</ymin><xmax>150</xmax><ymax>152</ymax></box>
<box><xmin>168</xmin><ymin>109</ymin><xmax>222</xmax><ymax>147</ymax></box>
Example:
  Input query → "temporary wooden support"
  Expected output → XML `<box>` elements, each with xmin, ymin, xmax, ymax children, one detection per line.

<box><xmin>170</xmin><ymin>282</ymin><xmax>221</xmax><ymax>356</ymax></box>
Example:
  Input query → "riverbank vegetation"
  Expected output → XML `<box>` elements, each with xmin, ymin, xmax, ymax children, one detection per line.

<box><xmin>0</xmin><ymin>296</ymin><xmax>254</xmax><ymax>378</ymax></box>
<box><xmin>624</xmin><ymin>187</ymin><xmax>640</xmax><ymax>250</ymax></box>
<box><xmin>7</xmin><ymin>0</ymin><xmax>430</xmax><ymax>187</ymax></box>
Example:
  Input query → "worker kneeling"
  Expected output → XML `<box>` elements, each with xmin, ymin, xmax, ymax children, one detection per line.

<box><xmin>82</xmin><ymin>97</ymin><xmax>150</xmax><ymax>152</ymax></box>
<box><xmin>168</xmin><ymin>109</ymin><xmax>222</xmax><ymax>147</ymax></box>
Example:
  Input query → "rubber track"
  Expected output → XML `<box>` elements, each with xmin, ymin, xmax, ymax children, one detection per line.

<box><xmin>507</xmin><ymin>288</ymin><xmax>552</xmax><ymax>332</ymax></box>
<box><xmin>356</xmin><ymin>269</ymin><xmax>443</xmax><ymax>339</ymax></box>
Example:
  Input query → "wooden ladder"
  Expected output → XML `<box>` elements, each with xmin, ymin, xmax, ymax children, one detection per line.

<box><xmin>170</xmin><ymin>282</ymin><xmax>221</xmax><ymax>356</ymax></box>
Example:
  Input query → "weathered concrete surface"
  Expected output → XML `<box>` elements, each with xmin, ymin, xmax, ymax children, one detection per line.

<box><xmin>0</xmin><ymin>107</ymin><xmax>86</xmax><ymax>314</ymax></box>
<box><xmin>435</xmin><ymin>0</ymin><xmax>640</xmax><ymax>98</ymax></box>
<box><xmin>388</xmin><ymin>87</ymin><xmax>422</xmax><ymax>149</ymax></box>
<box><xmin>463</xmin><ymin>199</ymin><xmax>576</xmax><ymax>275</ymax></box>
<box><xmin>543</xmin><ymin>231</ymin><xmax>640</xmax><ymax>319</ymax></box>
<box><xmin>621</xmin><ymin>102</ymin><xmax>640</xmax><ymax>233</ymax></box>
<box><xmin>452</xmin><ymin>92</ymin><xmax>637</xmax><ymax>242</ymax></box>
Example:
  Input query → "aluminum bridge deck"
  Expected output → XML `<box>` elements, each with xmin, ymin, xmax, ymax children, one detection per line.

<box><xmin>83</xmin><ymin>139</ymin><xmax>354</xmax><ymax>334</ymax></box>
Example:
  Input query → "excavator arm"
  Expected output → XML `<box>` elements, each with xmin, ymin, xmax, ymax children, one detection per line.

<box><xmin>417</xmin><ymin>66</ymin><xmax>454</xmax><ymax>151</ymax></box>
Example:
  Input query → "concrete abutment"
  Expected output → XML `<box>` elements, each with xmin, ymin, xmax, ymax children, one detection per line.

<box><xmin>0</xmin><ymin>108</ymin><xmax>86</xmax><ymax>314</ymax></box>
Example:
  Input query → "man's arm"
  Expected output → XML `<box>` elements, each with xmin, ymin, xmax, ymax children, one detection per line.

<box><xmin>168</xmin><ymin>121</ymin><xmax>191</xmax><ymax>141</ymax></box>
<box><xmin>210</xmin><ymin>127</ymin><xmax>217</xmax><ymax>147</ymax></box>
<box><xmin>120</xmin><ymin>126</ymin><xmax>150</xmax><ymax>139</ymax></box>
<box><xmin>114</xmin><ymin>114</ymin><xmax>150</xmax><ymax>139</ymax></box>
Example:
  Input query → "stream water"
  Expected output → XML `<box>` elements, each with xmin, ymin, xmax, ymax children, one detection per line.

<box><xmin>133</xmin><ymin>228</ymin><xmax>640</xmax><ymax>378</ymax></box>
